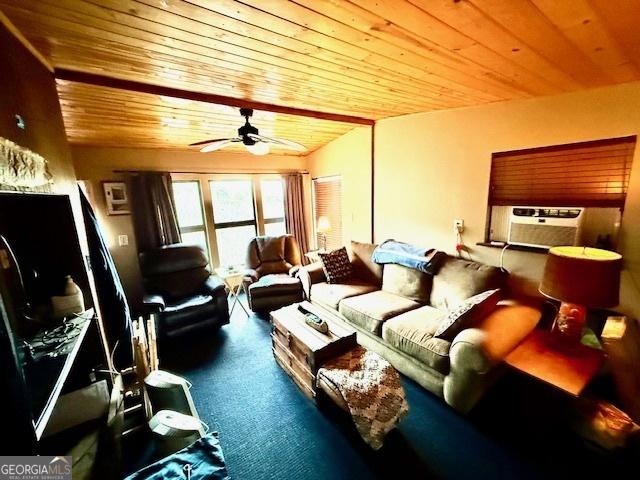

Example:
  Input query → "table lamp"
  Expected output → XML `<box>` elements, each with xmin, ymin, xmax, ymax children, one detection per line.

<box><xmin>539</xmin><ymin>246</ymin><xmax>622</xmax><ymax>347</ymax></box>
<box><xmin>317</xmin><ymin>216</ymin><xmax>331</xmax><ymax>252</ymax></box>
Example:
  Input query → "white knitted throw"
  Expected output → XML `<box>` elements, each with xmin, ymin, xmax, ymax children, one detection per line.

<box><xmin>317</xmin><ymin>346</ymin><xmax>409</xmax><ymax>449</ymax></box>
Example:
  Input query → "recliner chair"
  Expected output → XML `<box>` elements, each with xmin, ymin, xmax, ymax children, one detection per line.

<box><xmin>243</xmin><ymin>235</ymin><xmax>304</xmax><ymax>313</ymax></box>
<box><xmin>140</xmin><ymin>244</ymin><xmax>229</xmax><ymax>340</ymax></box>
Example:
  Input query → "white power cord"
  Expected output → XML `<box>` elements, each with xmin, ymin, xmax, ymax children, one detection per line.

<box><xmin>499</xmin><ymin>243</ymin><xmax>510</xmax><ymax>273</ymax></box>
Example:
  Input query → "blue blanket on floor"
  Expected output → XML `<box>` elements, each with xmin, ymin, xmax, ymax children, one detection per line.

<box><xmin>371</xmin><ymin>240</ymin><xmax>445</xmax><ymax>274</ymax></box>
<box><xmin>125</xmin><ymin>432</ymin><xmax>230</xmax><ymax>480</ymax></box>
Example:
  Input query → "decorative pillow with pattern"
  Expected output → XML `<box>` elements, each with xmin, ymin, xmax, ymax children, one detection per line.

<box><xmin>318</xmin><ymin>247</ymin><xmax>353</xmax><ymax>284</ymax></box>
<box><xmin>434</xmin><ymin>289</ymin><xmax>502</xmax><ymax>341</ymax></box>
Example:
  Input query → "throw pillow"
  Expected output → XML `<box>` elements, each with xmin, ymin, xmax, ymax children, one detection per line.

<box><xmin>350</xmin><ymin>240</ymin><xmax>383</xmax><ymax>286</ymax></box>
<box><xmin>318</xmin><ymin>247</ymin><xmax>353</xmax><ymax>284</ymax></box>
<box><xmin>434</xmin><ymin>289</ymin><xmax>502</xmax><ymax>341</ymax></box>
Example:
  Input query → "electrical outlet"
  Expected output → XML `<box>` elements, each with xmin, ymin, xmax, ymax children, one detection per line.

<box><xmin>454</xmin><ymin>219</ymin><xmax>464</xmax><ymax>233</ymax></box>
<box><xmin>118</xmin><ymin>234</ymin><xmax>129</xmax><ymax>247</ymax></box>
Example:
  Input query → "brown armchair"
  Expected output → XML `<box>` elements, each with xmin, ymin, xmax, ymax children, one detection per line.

<box><xmin>243</xmin><ymin>235</ymin><xmax>304</xmax><ymax>313</ymax></box>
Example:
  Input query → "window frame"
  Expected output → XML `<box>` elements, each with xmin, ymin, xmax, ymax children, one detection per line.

<box><xmin>259</xmin><ymin>177</ymin><xmax>287</xmax><ymax>235</ymax></box>
<box><xmin>172</xmin><ymin>173</ymin><xmax>287</xmax><ymax>268</ymax></box>
<box><xmin>171</xmin><ymin>179</ymin><xmax>209</xmax><ymax>258</ymax></box>
<box><xmin>209</xmin><ymin>177</ymin><xmax>258</xmax><ymax>268</ymax></box>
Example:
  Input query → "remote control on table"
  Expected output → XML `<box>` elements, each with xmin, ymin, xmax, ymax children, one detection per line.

<box><xmin>297</xmin><ymin>305</ymin><xmax>329</xmax><ymax>334</ymax></box>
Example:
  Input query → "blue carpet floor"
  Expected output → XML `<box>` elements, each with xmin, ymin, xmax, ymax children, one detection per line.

<box><xmin>158</xmin><ymin>300</ymin><xmax>634</xmax><ymax>480</ymax></box>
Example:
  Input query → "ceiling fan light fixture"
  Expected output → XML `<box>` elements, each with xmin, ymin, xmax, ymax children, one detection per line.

<box><xmin>191</xmin><ymin>108</ymin><xmax>305</xmax><ymax>154</ymax></box>
<box><xmin>245</xmin><ymin>141</ymin><xmax>270</xmax><ymax>155</ymax></box>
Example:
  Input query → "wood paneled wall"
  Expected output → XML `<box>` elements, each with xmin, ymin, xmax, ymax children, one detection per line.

<box><xmin>0</xmin><ymin>22</ymin><xmax>75</xmax><ymax>194</ymax></box>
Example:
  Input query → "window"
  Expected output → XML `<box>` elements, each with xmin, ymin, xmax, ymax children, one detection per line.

<box><xmin>487</xmin><ymin>136</ymin><xmax>635</xmax><ymax>248</ymax></box>
<box><xmin>313</xmin><ymin>176</ymin><xmax>342</xmax><ymax>251</ymax></box>
<box><xmin>172</xmin><ymin>176</ymin><xmax>289</xmax><ymax>268</ymax></box>
<box><xmin>172</xmin><ymin>181</ymin><xmax>208</xmax><ymax>258</ymax></box>
<box><xmin>210</xmin><ymin>179</ymin><xmax>257</xmax><ymax>267</ymax></box>
<box><xmin>260</xmin><ymin>178</ymin><xmax>286</xmax><ymax>237</ymax></box>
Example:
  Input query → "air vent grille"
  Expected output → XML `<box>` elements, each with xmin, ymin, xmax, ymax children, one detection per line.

<box><xmin>509</xmin><ymin>223</ymin><xmax>577</xmax><ymax>248</ymax></box>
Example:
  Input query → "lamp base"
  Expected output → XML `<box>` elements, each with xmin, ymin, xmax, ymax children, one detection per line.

<box><xmin>550</xmin><ymin>302</ymin><xmax>587</xmax><ymax>352</ymax></box>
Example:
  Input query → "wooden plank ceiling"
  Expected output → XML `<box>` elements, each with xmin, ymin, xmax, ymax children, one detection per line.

<box><xmin>55</xmin><ymin>80</ymin><xmax>356</xmax><ymax>152</ymax></box>
<box><xmin>1</xmin><ymin>0</ymin><xmax>639</xmax><ymax>153</ymax></box>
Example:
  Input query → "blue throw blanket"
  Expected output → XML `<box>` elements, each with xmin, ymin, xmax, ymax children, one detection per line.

<box><xmin>371</xmin><ymin>240</ymin><xmax>445</xmax><ymax>274</ymax></box>
<box><xmin>125</xmin><ymin>432</ymin><xmax>230</xmax><ymax>480</ymax></box>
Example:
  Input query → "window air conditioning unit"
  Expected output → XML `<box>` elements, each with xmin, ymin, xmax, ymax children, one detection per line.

<box><xmin>508</xmin><ymin>207</ymin><xmax>584</xmax><ymax>248</ymax></box>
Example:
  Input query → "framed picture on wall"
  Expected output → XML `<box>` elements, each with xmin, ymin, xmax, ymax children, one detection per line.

<box><xmin>103</xmin><ymin>181</ymin><xmax>130</xmax><ymax>215</ymax></box>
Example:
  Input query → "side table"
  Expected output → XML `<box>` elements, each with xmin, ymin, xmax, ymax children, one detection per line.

<box><xmin>505</xmin><ymin>329</ymin><xmax>605</xmax><ymax>396</ymax></box>
<box><xmin>214</xmin><ymin>268</ymin><xmax>250</xmax><ymax>317</ymax></box>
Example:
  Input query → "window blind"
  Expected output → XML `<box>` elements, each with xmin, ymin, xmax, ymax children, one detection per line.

<box><xmin>489</xmin><ymin>136</ymin><xmax>636</xmax><ymax>208</ymax></box>
<box><xmin>313</xmin><ymin>176</ymin><xmax>342</xmax><ymax>250</ymax></box>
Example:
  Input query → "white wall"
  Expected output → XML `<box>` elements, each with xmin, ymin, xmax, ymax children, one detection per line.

<box><xmin>306</xmin><ymin>126</ymin><xmax>372</xmax><ymax>245</ymax></box>
<box><xmin>373</xmin><ymin>82</ymin><xmax>640</xmax><ymax>317</ymax></box>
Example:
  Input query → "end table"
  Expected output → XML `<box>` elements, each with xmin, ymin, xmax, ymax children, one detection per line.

<box><xmin>505</xmin><ymin>329</ymin><xmax>605</xmax><ymax>396</ymax></box>
<box><xmin>214</xmin><ymin>267</ymin><xmax>250</xmax><ymax>317</ymax></box>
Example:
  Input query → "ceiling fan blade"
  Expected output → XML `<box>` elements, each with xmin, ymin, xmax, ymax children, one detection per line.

<box><xmin>200</xmin><ymin>138</ymin><xmax>239</xmax><ymax>153</ymax></box>
<box><xmin>247</xmin><ymin>134</ymin><xmax>307</xmax><ymax>152</ymax></box>
<box><xmin>189</xmin><ymin>137</ymin><xmax>234</xmax><ymax>147</ymax></box>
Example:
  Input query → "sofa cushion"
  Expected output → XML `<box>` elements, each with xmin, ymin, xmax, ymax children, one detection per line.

<box><xmin>382</xmin><ymin>263</ymin><xmax>432</xmax><ymax>304</ymax></box>
<box><xmin>434</xmin><ymin>289</ymin><xmax>502</xmax><ymax>341</ymax></box>
<box><xmin>318</xmin><ymin>247</ymin><xmax>353</xmax><ymax>284</ymax></box>
<box><xmin>430</xmin><ymin>256</ymin><xmax>506</xmax><ymax>310</ymax></box>
<box><xmin>339</xmin><ymin>290</ymin><xmax>421</xmax><ymax>335</ymax></box>
<box><xmin>311</xmin><ymin>280</ymin><xmax>378</xmax><ymax>310</ymax></box>
<box><xmin>350</xmin><ymin>241</ymin><xmax>383</xmax><ymax>286</ymax></box>
<box><xmin>382</xmin><ymin>306</ymin><xmax>451</xmax><ymax>374</ymax></box>
<box><xmin>248</xmin><ymin>274</ymin><xmax>302</xmax><ymax>299</ymax></box>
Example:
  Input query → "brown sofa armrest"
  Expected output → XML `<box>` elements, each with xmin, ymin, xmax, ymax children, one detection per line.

<box><xmin>450</xmin><ymin>300</ymin><xmax>542</xmax><ymax>373</ymax></box>
<box><xmin>295</xmin><ymin>262</ymin><xmax>326</xmax><ymax>299</ymax></box>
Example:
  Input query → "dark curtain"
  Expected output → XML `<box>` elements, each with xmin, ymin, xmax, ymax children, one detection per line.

<box><xmin>129</xmin><ymin>172</ymin><xmax>181</xmax><ymax>252</ymax></box>
<box><xmin>284</xmin><ymin>174</ymin><xmax>310</xmax><ymax>263</ymax></box>
<box><xmin>80</xmin><ymin>187</ymin><xmax>133</xmax><ymax>369</ymax></box>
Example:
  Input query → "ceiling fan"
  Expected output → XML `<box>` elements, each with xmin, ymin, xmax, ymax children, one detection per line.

<box><xmin>189</xmin><ymin>108</ymin><xmax>307</xmax><ymax>155</ymax></box>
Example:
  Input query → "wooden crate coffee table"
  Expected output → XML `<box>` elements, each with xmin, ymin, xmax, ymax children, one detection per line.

<box><xmin>270</xmin><ymin>301</ymin><xmax>357</xmax><ymax>399</ymax></box>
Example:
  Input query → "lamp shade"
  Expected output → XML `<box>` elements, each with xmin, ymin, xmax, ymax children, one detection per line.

<box><xmin>539</xmin><ymin>246</ymin><xmax>622</xmax><ymax>308</ymax></box>
<box><xmin>317</xmin><ymin>216</ymin><xmax>331</xmax><ymax>233</ymax></box>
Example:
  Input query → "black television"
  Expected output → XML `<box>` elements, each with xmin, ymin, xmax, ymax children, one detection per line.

<box><xmin>0</xmin><ymin>192</ymin><xmax>101</xmax><ymax>447</ymax></box>
<box><xmin>0</xmin><ymin>192</ymin><xmax>92</xmax><ymax>337</ymax></box>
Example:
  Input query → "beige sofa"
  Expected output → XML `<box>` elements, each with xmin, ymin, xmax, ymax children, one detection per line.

<box><xmin>297</xmin><ymin>241</ymin><xmax>541</xmax><ymax>413</ymax></box>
